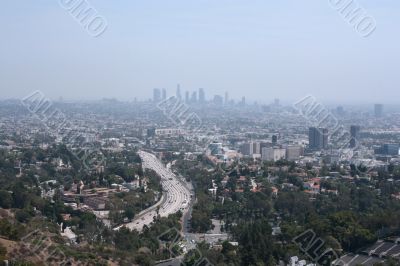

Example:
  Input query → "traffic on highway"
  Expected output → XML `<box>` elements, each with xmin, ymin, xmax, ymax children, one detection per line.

<box><xmin>115</xmin><ymin>151</ymin><xmax>192</xmax><ymax>231</ymax></box>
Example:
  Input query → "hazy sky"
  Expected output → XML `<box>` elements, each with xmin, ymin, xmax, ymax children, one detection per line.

<box><xmin>1</xmin><ymin>0</ymin><xmax>399</xmax><ymax>104</ymax></box>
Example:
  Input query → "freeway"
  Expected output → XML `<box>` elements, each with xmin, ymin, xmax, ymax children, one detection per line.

<box><xmin>115</xmin><ymin>150</ymin><xmax>192</xmax><ymax>231</ymax></box>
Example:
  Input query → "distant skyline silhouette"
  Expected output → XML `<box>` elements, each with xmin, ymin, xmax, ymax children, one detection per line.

<box><xmin>1</xmin><ymin>1</ymin><xmax>399</xmax><ymax>104</ymax></box>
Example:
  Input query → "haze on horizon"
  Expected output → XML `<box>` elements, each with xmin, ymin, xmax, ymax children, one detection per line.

<box><xmin>0</xmin><ymin>1</ymin><xmax>399</xmax><ymax>104</ymax></box>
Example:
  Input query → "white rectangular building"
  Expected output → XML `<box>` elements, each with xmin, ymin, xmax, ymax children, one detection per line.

<box><xmin>262</xmin><ymin>147</ymin><xmax>286</xmax><ymax>161</ymax></box>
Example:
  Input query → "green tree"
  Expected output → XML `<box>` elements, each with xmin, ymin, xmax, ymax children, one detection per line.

<box><xmin>124</xmin><ymin>206</ymin><xmax>135</xmax><ymax>221</ymax></box>
<box><xmin>0</xmin><ymin>243</ymin><xmax>6</xmax><ymax>261</ymax></box>
<box><xmin>0</xmin><ymin>190</ymin><xmax>12</xmax><ymax>208</ymax></box>
<box><xmin>15</xmin><ymin>209</ymin><xmax>33</xmax><ymax>223</ymax></box>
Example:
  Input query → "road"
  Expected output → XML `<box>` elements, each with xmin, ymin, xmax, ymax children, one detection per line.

<box><xmin>115</xmin><ymin>151</ymin><xmax>192</xmax><ymax>231</ymax></box>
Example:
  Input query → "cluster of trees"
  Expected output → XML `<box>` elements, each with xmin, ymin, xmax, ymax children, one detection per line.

<box><xmin>174</xmin><ymin>155</ymin><xmax>400</xmax><ymax>265</ymax></box>
<box><xmin>108</xmin><ymin>189</ymin><xmax>158</xmax><ymax>224</ymax></box>
<box><xmin>103</xmin><ymin>213</ymin><xmax>183</xmax><ymax>265</ymax></box>
<box><xmin>0</xmin><ymin>218</ymin><xmax>23</xmax><ymax>240</ymax></box>
<box><xmin>231</xmin><ymin>218</ymin><xmax>276</xmax><ymax>265</ymax></box>
<box><xmin>0</xmin><ymin>193</ymin><xmax>185</xmax><ymax>265</ymax></box>
<box><xmin>274</xmin><ymin>178</ymin><xmax>400</xmax><ymax>254</ymax></box>
<box><xmin>0</xmin><ymin>243</ymin><xmax>5</xmax><ymax>262</ymax></box>
<box><xmin>0</xmin><ymin>146</ymin><xmax>184</xmax><ymax>264</ymax></box>
<box><xmin>191</xmin><ymin>192</ymin><xmax>214</xmax><ymax>232</ymax></box>
<box><xmin>4</xmin><ymin>140</ymin><xmax>400</xmax><ymax>265</ymax></box>
<box><xmin>173</xmin><ymin>159</ymin><xmax>215</xmax><ymax>233</ymax></box>
<box><xmin>173</xmin><ymin>157</ymin><xmax>282</xmax><ymax>264</ymax></box>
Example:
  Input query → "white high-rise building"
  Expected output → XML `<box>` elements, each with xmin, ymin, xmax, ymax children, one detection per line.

<box><xmin>262</xmin><ymin>147</ymin><xmax>286</xmax><ymax>161</ymax></box>
<box><xmin>286</xmin><ymin>146</ymin><xmax>303</xmax><ymax>160</ymax></box>
<box><xmin>240</xmin><ymin>142</ymin><xmax>261</xmax><ymax>156</ymax></box>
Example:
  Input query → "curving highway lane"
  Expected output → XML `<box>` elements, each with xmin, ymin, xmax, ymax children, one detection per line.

<box><xmin>115</xmin><ymin>150</ymin><xmax>191</xmax><ymax>231</ymax></box>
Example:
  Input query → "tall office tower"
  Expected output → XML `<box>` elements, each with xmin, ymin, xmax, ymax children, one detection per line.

<box><xmin>274</xmin><ymin>98</ymin><xmax>280</xmax><ymax>106</ymax></box>
<box><xmin>153</xmin><ymin>88</ymin><xmax>161</xmax><ymax>102</ymax></box>
<box><xmin>252</xmin><ymin>142</ymin><xmax>261</xmax><ymax>154</ymax></box>
<box><xmin>240</xmin><ymin>142</ymin><xmax>260</xmax><ymax>156</ymax></box>
<box><xmin>336</xmin><ymin>106</ymin><xmax>345</xmax><ymax>116</ymax></box>
<box><xmin>350</xmin><ymin>125</ymin><xmax>360</xmax><ymax>148</ymax></box>
<box><xmin>260</xmin><ymin>142</ymin><xmax>270</xmax><ymax>151</ymax></box>
<box><xmin>309</xmin><ymin>127</ymin><xmax>328</xmax><ymax>150</ymax></box>
<box><xmin>383</xmin><ymin>144</ymin><xmax>399</xmax><ymax>155</ymax></box>
<box><xmin>185</xmin><ymin>91</ymin><xmax>189</xmax><ymax>103</ymax></box>
<box><xmin>322</xmin><ymin>129</ymin><xmax>328</xmax><ymax>149</ymax></box>
<box><xmin>176</xmin><ymin>84</ymin><xmax>182</xmax><ymax>100</ymax></box>
<box><xmin>191</xmin><ymin>91</ymin><xmax>198</xmax><ymax>103</ymax></box>
<box><xmin>213</xmin><ymin>95</ymin><xmax>223</xmax><ymax>105</ymax></box>
<box><xmin>241</xmin><ymin>96</ymin><xmax>246</xmax><ymax>105</ymax></box>
<box><xmin>162</xmin><ymin>88</ymin><xmax>167</xmax><ymax>100</ymax></box>
<box><xmin>224</xmin><ymin>92</ymin><xmax>229</xmax><ymax>105</ymax></box>
<box><xmin>272</xmin><ymin>135</ymin><xmax>278</xmax><ymax>145</ymax></box>
<box><xmin>240</xmin><ymin>143</ymin><xmax>253</xmax><ymax>156</ymax></box>
<box><xmin>375</xmin><ymin>144</ymin><xmax>400</xmax><ymax>156</ymax></box>
<box><xmin>198</xmin><ymin>88</ymin><xmax>205</xmax><ymax>103</ymax></box>
<box><xmin>147</xmin><ymin>128</ymin><xmax>156</xmax><ymax>138</ymax></box>
<box><xmin>374</xmin><ymin>104</ymin><xmax>383</xmax><ymax>117</ymax></box>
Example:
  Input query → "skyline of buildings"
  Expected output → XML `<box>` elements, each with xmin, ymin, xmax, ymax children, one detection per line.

<box><xmin>152</xmin><ymin>87</ymin><xmax>389</xmax><ymax>117</ymax></box>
